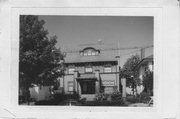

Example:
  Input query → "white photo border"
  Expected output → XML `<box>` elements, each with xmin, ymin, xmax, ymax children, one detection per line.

<box><xmin>10</xmin><ymin>7</ymin><xmax>162</xmax><ymax>117</ymax></box>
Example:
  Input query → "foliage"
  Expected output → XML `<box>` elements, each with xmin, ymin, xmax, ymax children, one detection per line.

<box><xmin>111</xmin><ymin>91</ymin><xmax>122</xmax><ymax>101</ymax></box>
<box><xmin>53</xmin><ymin>93</ymin><xmax>64</xmax><ymax>102</ymax></box>
<box><xmin>126</xmin><ymin>95</ymin><xmax>139</xmax><ymax>103</ymax></box>
<box><xmin>138</xmin><ymin>92</ymin><xmax>151</xmax><ymax>103</ymax></box>
<box><xmin>120</xmin><ymin>54</ymin><xmax>141</xmax><ymax>87</ymax></box>
<box><xmin>19</xmin><ymin>15</ymin><xmax>64</xmax><ymax>90</ymax></box>
<box><xmin>142</xmin><ymin>70</ymin><xmax>153</xmax><ymax>95</ymax></box>
<box><xmin>95</xmin><ymin>93</ymin><xmax>106</xmax><ymax>101</ymax></box>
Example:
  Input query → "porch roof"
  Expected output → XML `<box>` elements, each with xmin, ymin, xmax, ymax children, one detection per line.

<box><xmin>134</xmin><ymin>54</ymin><xmax>153</xmax><ymax>70</ymax></box>
<box><xmin>76</xmin><ymin>73</ymin><xmax>97</xmax><ymax>80</ymax></box>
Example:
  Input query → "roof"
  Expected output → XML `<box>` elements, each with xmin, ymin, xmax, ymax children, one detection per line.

<box><xmin>64</xmin><ymin>44</ymin><xmax>119</xmax><ymax>64</ymax></box>
<box><xmin>145</xmin><ymin>55</ymin><xmax>153</xmax><ymax>59</ymax></box>
<box><xmin>135</xmin><ymin>54</ymin><xmax>153</xmax><ymax>69</ymax></box>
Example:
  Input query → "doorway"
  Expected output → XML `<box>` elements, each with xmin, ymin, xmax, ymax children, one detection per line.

<box><xmin>80</xmin><ymin>80</ymin><xmax>95</xmax><ymax>94</ymax></box>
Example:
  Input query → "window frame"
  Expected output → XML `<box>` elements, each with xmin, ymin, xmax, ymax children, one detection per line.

<box><xmin>68</xmin><ymin>81</ymin><xmax>74</xmax><ymax>92</ymax></box>
<box><xmin>79</xmin><ymin>48</ymin><xmax>100</xmax><ymax>56</ymax></box>
<box><xmin>68</xmin><ymin>67</ymin><xmax>75</xmax><ymax>74</ymax></box>
<box><xmin>85</xmin><ymin>67</ymin><xmax>93</xmax><ymax>73</ymax></box>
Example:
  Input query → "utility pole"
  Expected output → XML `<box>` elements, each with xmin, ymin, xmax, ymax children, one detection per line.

<box><xmin>117</xmin><ymin>40</ymin><xmax>126</xmax><ymax>101</ymax></box>
<box><xmin>115</xmin><ymin>40</ymin><xmax>121</xmax><ymax>93</ymax></box>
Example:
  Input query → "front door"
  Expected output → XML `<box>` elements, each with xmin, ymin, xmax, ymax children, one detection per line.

<box><xmin>80</xmin><ymin>80</ymin><xmax>95</xmax><ymax>94</ymax></box>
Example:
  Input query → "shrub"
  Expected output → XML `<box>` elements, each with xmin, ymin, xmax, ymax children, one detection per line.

<box><xmin>63</xmin><ymin>93</ymin><xmax>80</xmax><ymax>100</ymax></box>
<box><xmin>53</xmin><ymin>93</ymin><xmax>64</xmax><ymax>102</ymax></box>
<box><xmin>126</xmin><ymin>95</ymin><xmax>139</xmax><ymax>103</ymax></box>
<box><xmin>139</xmin><ymin>92</ymin><xmax>151</xmax><ymax>103</ymax></box>
<box><xmin>111</xmin><ymin>92</ymin><xmax>122</xmax><ymax>101</ymax></box>
<box><xmin>95</xmin><ymin>93</ymin><xmax>106</xmax><ymax>101</ymax></box>
<box><xmin>79</xmin><ymin>98</ymin><xmax>86</xmax><ymax>104</ymax></box>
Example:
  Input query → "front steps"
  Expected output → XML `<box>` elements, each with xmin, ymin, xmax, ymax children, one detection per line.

<box><xmin>80</xmin><ymin>94</ymin><xmax>96</xmax><ymax>101</ymax></box>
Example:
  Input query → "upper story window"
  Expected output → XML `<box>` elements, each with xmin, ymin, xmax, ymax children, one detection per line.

<box><xmin>88</xmin><ymin>50</ymin><xmax>92</xmax><ymax>56</ymax></box>
<box><xmin>104</xmin><ymin>63</ymin><xmax>112</xmax><ymax>72</ymax></box>
<box><xmin>85</xmin><ymin>67</ymin><xmax>93</xmax><ymax>73</ymax></box>
<box><xmin>91</xmin><ymin>51</ymin><xmax>96</xmax><ymax>55</ymax></box>
<box><xmin>68</xmin><ymin>68</ymin><xmax>75</xmax><ymax>74</ymax></box>
<box><xmin>80</xmin><ymin>47</ymin><xmax>100</xmax><ymax>56</ymax></box>
<box><xmin>104</xmin><ymin>67</ymin><xmax>112</xmax><ymax>72</ymax></box>
<box><xmin>84</xmin><ymin>52</ymin><xmax>88</xmax><ymax>56</ymax></box>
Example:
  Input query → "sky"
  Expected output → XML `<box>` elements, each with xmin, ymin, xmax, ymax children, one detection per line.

<box><xmin>39</xmin><ymin>16</ymin><xmax>153</xmax><ymax>67</ymax></box>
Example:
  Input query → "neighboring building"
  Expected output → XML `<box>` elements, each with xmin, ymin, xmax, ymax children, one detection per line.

<box><xmin>58</xmin><ymin>45</ymin><xmax>120</xmax><ymax>101</ymax></box>
<box><xmin>135</xmin><ymin>55</ymin><xmax>154</xmax><ymax>94</ymax></box>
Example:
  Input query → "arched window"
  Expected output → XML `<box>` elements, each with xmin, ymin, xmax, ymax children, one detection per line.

<box><xmin>79</xmin><ymin>47</ymin><xmax>100</xmax><ymax>56</ymax></box>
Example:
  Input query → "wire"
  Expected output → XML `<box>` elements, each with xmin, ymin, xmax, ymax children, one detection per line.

<box><xmin>64</xmin><ymin>45</ymin><xmax>153</xmax><ymax>53</ymax></box>
<box><xmin>120</xmin><ymin>49</ymin><xmax>141</xmax><ymax>57</ymax></box>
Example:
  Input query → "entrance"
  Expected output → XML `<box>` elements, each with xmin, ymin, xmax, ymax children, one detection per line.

<box><xmin>80</xmin><ymin>80</ymin><xmax>95</xmax><ymax>94</ymax></box>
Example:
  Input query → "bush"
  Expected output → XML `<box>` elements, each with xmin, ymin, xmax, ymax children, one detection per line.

<box><xmin>95</xmin><ymin>93</ymin><xmax>106</xmax><ymax>101</ymax></box>
<box><xmin>126</xmin><ymin>95</ymin><xmax>139</xmax><ymax>103</ymax></box>
<box><xmin>111</xmin><ymin>92</ymin><xmax>122</xmax><ymax>101</ymax></box>
<box><xmin>79</xmin><ymin>98</ymin><xmax>86</xmax><ymax>104</ymax></box>
<box><xmin>63</xmin><ymin>93</ymin><xmax>80</xmax><ymax>100</ymax></box>
<box><xmin>53</xmin><ymin>91</ymin><xmax>80</xmax><ymax>102</ymax></box>
<box><xmin>54</xmin><ymin>93</ymin><xmax>64</xmax><ymax>102</ymax></box>
<box><xmin>139</xmin><ymin>92</ymin><xmax>151</xmax><ymax>103</ymax></box>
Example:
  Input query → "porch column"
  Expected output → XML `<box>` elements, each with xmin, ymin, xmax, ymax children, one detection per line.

<box><xmin>74</xmin><ymin>71</ymin><xmax>79</xmax><ymax>93</ymax></box>
<box><xmin>77</xmin><ymin>81</ymin><xmax>81</xmax><ymax>95</ymax></box>
<box><xmin>95</xmin><ymin>70</ymin><xmax>100</xmax><ymax>94</ymax></box>
<box><xmin>121</xmin><ymin>78</ymin><xmax>126</xmax><ymax>101</ymax></box>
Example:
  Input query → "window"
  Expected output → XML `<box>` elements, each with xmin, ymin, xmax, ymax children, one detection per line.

<box><xmin>91</xmin><ymin>51</ymin><xmax>96</xmax><ymax>55</ymax></box>
<box><xmin>84</xmin><ymin>52</ymin><xmax>88</xmax><ymax>56</ymax></box>
<box><xmin>85</xmin><ymin>67</ymin><xmax>93</xmax><ymax>73</ymax></box>
<box><xmin>68</xmin><ymin>68</ymin><xmax>75</xmax><ymax>74</ymax></box>
<box><xmin>68</xmin><ymin>81</ymin><xmax>74</xmax><ymax>92</ymax></box>
<box><xmin>104</xmin><ymin>67</ymin><xmax>112</xmax><ymax>72</ymax></box>
<box><xmin>79</xmin><ymin>48</ymin><xmax>100</xmax><ymax>56</ymax></box>
<box><xmin>87</xmin><ymin>50</ymin><xmax>92</xmax><ymax>56</ymax></box>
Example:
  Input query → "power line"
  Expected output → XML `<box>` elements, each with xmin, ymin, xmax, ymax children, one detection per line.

<box><xmin>64</xmin><ymin>45</ymin><xmax>153</xmax><ymax>53</ymax></box>
<box><xmin>120</xmin><ymin>49</ymin><xmax>141</xmax><ymax>57</ymax></box>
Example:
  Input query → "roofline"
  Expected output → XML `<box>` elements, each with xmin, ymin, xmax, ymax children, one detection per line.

<box><xmin>65</xmin><ymin>60</ymin><xmax>118</xmax><ymax>64</ymax></box>
<box><xmin>134</xmin><ymin>57</ymin><xmax>153</xmax><ymax>70</ymax></box>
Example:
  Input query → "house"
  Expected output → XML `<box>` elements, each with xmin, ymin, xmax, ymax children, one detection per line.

<box><xmin>135</xmin><ymin>54</ymin><xmax>154</xmax><ymax>94</ymax></box>
<box><xmin>58</xmin><ymin>45</ymin><xmax>120</xmax><ymax>101</ymax></box>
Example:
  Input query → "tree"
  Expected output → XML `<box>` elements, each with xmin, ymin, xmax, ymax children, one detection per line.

<box><xmin>142</xmin><ymin>70</ymin><xmax>153</xmax><ymax>96</ymax></box>
<box><xmin>120</xmin><ymin>54</ymin><xmax>141</xmax><ymax>95</ymax></box>
<box><xmin>19</xmin><ymin>15</ymin><xmax>64</xmax><ymax>101</ymax></box>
